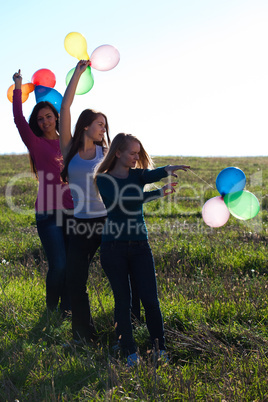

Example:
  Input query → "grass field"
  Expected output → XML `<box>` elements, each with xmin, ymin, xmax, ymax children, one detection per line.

<box><xmin>0</xmin><ymin>154</ymin><xmax>267</xmax><ymax>401</ymax></box>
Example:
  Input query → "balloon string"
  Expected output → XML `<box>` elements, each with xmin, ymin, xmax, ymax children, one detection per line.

<box><xmin>188</xmin><ymin>169</ymin><xmax>214</xmax><ymax>189</ymax></box>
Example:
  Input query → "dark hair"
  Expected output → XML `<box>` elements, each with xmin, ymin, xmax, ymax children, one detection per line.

<box><xmin>29</xmin><ymin>101</ymin><xmax>59</xmax><ymax>136</ymax></box>
<box><xmin>61</xmin><ymin>109</ymin><xmax>111</xmax><ymax>183</ymax></box>
<box><xmin>28</xmin><ymin>102</ymin><xmax>59</xmax><ymax>179</ymax></box>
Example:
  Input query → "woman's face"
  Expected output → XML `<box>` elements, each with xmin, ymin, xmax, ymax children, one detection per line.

<box><xmin>37</xmin><ymin>107</ymin><xmax>57</xmax><ymax>136</ymax></box>
<box><xmin>116</xmin><ymin>140</ymin><xmax>140</xmax><ymax>168</ymax></box>
<box><xmin>85</xmin><ymin>115</ymin><xmax>106</xmax><ymax>142</ymax></box>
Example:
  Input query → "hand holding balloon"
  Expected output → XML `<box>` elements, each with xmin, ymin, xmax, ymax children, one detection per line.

<box><xmin>162</xmin><ymin>182</ymin><xmax>177</xmax><ymax>196</ymax></box>
<box><xmin>74</xmin><ymin>60</ymin><xmax>91</xmax><ymax>75</ymax></box>
<box><xmin>165</xmin><ymin>165</ymin><xmax>191</xmax><ymax>177</ymax></box>
<box><xmin>8</xmin><ymin>67</ymin><xmax>62</xmax><ymax>106</ymax></box>
<box><xmin>64</xmin><ymin>32</ymin><xmax>121</xmax><ymax>95</ymax></box>
<box><xmin>66</xmin><ymin>64</ymin><xmax>94</xmax><ymax>95</ymax></box>
<box><xmin>13</xmin><ymin>69</ymin><xmax>22</xmax><ymax>89</ymax></box>
<box><xmin>7</xmin><ymin>70</ymin><xmax>35</xmax><ymax>103</ymax></box>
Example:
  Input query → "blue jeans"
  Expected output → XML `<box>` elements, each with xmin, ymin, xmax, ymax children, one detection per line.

<box><xmin>36</xmin><ymin>209</ymin><xmax>73</xmax><ymax>312</ymax></box>
<box><xmin>100</xmin><ymin>240</ymin><xmax>165</xmax><ymax>355</ymax></box>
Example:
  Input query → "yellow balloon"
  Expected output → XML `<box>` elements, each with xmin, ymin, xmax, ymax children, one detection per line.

<box><xmin>64</xmin><ymin>32</ymin><xmax>89</xmax><ymax>60</ymax></box>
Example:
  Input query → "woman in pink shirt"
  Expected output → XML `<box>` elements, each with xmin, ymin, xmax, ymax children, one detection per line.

<box><xmin>12</xmin><ymin>70</ymin><xmax>74</xmax><ymax>316</ymax></box>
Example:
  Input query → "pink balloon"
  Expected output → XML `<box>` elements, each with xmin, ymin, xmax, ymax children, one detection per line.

<box><xmin>90</xmin><ymin>45</ymin><xmax>120</xmax><ymax>71</ymax></box>
<box><xmin>202</xmin><ymin>196</ymin><xmax>230</xmax><ymax>228</ymax></box>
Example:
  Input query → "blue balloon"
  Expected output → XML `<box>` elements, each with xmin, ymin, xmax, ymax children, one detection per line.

<box><xmin>216</xmin><ymin>167</ymin><xmax>246</xmax><ymax>196</ymax></box>
<box><xmin>34</xmin><ymin>85</ymin><xmax>63</xmax><ymax>113</ymax></box>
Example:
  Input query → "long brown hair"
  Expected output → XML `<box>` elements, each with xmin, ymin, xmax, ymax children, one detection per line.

<box><xmin>28</xmin><ymin>101</ymin><xmax>59</xmax><ymax>179</ymax></box>
<box><xmin>94</xmin><ymin>133</ymin><xmax>154</xmax><ymax>183</ymax></box>
<box><xmin>61</xmin><ymin>109</ymin><xmax>111</xmax><ymax>183</ymax></box>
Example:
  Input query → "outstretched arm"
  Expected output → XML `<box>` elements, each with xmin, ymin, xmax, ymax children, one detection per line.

<box><xmin>59</xmin><ymin>60</ymin><xmax>90</xmax><ymax>160</ymax></box>
<box><xmin>141</xmin><ymin>164</ymin><xmax>190</xmax><ymax>185</ymax></box>
<box><xmin>143</xmin><ymin>182</ymin><xmax>177</xmax><ymax>203</ymax></box>
<box><xmin>165</xmin><ymin>165</ymin><xmax>190</xmax><ymax>177</ymax></box>
<box><xmin>161</xmin><ymin>182</ymin><xmax>177</xmax><ymax>196</ymax></box>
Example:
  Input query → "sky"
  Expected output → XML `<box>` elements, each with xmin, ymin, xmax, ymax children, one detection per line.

<box><xmin>1</xmin><ymin>0</ymin><xmax>268</xmax><ymax>157</ymax></box>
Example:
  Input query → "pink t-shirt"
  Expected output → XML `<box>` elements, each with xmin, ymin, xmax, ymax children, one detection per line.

<box><xmin>12</xmin><ymin>89</ymin><xmax>73</xmax><ymax>212</ymax></box>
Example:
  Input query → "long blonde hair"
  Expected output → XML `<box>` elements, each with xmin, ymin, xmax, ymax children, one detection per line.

<box><xmin>94</xmin><ymin>133</ymin><xmax>154</xmax><ymax>181</ymax></box>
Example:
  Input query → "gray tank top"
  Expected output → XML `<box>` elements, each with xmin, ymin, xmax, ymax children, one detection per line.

<box><xmin>68</xmin><ymin>145</ymin><xmax>107</xmax><ymax>219</ymax></box>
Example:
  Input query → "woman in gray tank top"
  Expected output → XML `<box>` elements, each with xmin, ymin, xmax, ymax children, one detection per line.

<box><xmin>60</xmin><ymin>60</ymin><xmax>141</xmax><ymax>343</ymax></box>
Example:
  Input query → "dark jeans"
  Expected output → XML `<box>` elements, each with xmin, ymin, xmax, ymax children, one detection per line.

<box><xmin>66</xmin><ymin>216</ymin><xmax>106</xmax><ymax>341</ymax></box>
<box><xmin>100</xmin><ymin>240</ymin><xmax>165</xmax><ymax>355</ymax></box>
<box><xmin>36</xmin><ymin>209</ymin><xmax>73</xmax><ymax>312</ymax></box>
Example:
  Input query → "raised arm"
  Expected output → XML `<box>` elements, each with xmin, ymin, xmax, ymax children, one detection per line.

<box><xmin>13</xmin><ymin>69</ymin><xmax>22</xmax><ymax>90</ymax></box>
<box><xmin>12</xmin><ymin>70</ymin><xmax>38</xmax><ymax>152</ymax></box>
<box><xmin>59</xmin><ymin>60</ymin><xmax>90</xmax><ymax>160</ymax></box>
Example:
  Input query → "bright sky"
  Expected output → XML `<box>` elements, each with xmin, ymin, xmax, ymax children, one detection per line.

<box><xmin>1</xmin><ymin>0</ymin><xmax>268</xmax><ymax>156</ymax></box>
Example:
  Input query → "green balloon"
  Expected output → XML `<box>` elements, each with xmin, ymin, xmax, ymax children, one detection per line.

<box><xmin>66</xmin><ymin>66</ymin><xmax>94</xmax><ymax>95</ymax></box>
<box><xmin>224</xmin><ymin>190</ymin><xmax>260</xmax><ymax>220</ymax></box>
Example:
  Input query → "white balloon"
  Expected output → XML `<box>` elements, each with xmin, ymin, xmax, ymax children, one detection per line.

<box><xmin>202</xmin><ymin>196</ymin><xmax>230</xmax><ymax>228</ymax></box>
<box><xmin>90</xmin><ymin>45</ymin><xmax>120</xmax><ymax>71</ymax></box>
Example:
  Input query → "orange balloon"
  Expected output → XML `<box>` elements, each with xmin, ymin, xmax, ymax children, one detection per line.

<box><xmin>7</xmin><ymin>83</ymin><xmax>35</xmax><ymax>103</ymax></box>
<box><xmin>7</xmin><ymin>85</ymin><xmax>14</xmax><ymax>102</ymax></box>
<box><xmin>21</xmin><ymin>83</ymin><xmax>35</xmax><ymax>102</ymax></box>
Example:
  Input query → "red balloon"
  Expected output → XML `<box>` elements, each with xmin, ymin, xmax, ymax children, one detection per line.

<box><xmin>31</xmin><ymin>69</ymin><xmax>56</xmax><ymax>88</ymax></box>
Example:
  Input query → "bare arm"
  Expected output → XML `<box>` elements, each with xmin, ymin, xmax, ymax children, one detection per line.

<box><xmin>59</xmin><ymin>60</ymin><xmax>90</xmax><ymax>160</ymax></box>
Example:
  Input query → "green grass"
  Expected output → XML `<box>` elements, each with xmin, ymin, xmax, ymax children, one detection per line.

<box><xmin>0</xmin><ymin>154</ymin><xmax>268</xmax><ymax>401</ymax></box>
